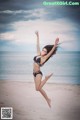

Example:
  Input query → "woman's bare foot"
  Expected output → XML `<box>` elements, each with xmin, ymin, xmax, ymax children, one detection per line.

<box><xmin>45</xmin><ymin>73</ymin><xmax>53</xmax><ymax>81</ymax></box>
<box><xmin>47</xmin><ymin>98</ymin><xmax>51</xmax><ymax>108</ymax></box>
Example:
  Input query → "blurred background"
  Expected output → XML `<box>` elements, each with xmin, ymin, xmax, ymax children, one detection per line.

<box><xmin>0</xmin><ymin>0</ymin><xmax>80</xmax><ymax>84</ymax></box>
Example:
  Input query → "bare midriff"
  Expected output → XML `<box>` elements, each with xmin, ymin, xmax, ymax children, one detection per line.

<box><xmin>33</xmin><ymin>62</ymin><xmax>40</xmax><ymax>73</ymax></box>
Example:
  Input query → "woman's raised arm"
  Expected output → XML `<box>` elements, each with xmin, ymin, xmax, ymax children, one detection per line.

<box><xmin>35</xmin><ymin>31</ymin><xmax>41</xmax><ymax>55</ymax></box>
<box><xmin>44</xmin><ymin>38</ymin><xmax>59</xmax><ymax>60</ymax></box>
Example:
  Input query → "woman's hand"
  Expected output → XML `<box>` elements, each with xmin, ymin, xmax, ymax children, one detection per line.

<box><xmin>35</xmin><ymin>31</ymin><xmax>39</xmax><ymax>37</ymax></box>
<box><xmin>55</xmin><ymin>38</ymin><xmax>59</xmax><ymax>45</ymax></box>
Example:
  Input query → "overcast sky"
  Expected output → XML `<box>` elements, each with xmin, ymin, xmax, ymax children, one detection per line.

<box><xmin>0</xmin><ymin>0</ymin><xmax>80</xmax><ymax>52</ymax></box>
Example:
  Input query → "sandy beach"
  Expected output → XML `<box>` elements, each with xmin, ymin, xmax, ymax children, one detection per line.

<box><xmin>0</xmin><ymin>80</ymin><xmax>80</xmax><ymax>120</ymax></box>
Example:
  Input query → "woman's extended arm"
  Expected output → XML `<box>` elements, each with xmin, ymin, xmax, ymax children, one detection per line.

<box><xmin>35</xmin><ymin>31</ymin><xmax>41</xmax><ymax>55</ymax></box>
<box><xmin>44</xmin><ymin>38</ymin><xmax>59</xmax><ymax>60</ymax></box>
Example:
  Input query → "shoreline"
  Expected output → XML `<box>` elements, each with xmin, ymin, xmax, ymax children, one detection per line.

<box><xmin>0</xmin><ymin>79</ymin><xmax>80</xmax><ymax>86</ymax></box>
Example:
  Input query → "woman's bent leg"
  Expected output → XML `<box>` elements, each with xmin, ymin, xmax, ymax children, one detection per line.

<box><xmin>39</xmin><ymin>73</ymin><xmax>53</xmax><ymax>89</ymax></box>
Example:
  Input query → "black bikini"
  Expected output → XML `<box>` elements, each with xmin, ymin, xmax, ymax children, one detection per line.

<box><xmin>34</xmin><ymin>55</ymin><xmax>42</xmax><ymax>66</ymax></box>
<box><xmin>33</xmin><ymin>71</ymin><xmax>43</xmax><ymax>77</ymax></box>
<box><xmin>33</xmin><ymin>55</ymin><xmax>43</xmax><ymax>77</ymax></box>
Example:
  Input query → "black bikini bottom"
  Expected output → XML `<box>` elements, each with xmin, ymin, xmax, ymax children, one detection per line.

<box><xmin>33</xmin><ymin>71</ymin><xmax>43</xmax><ymax>77</ymax></box>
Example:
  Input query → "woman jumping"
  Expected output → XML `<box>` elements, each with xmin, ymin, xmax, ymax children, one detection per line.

<box><xmin>33</xmin><ymin>31</ymin><xmax>59</xmax><ymax>108</ymax></box>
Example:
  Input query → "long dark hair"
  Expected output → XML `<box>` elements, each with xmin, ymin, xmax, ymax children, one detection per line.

<box><xmin>42</xmin><ymin>45</ymin><xmax>58</xmax><ymax>65</ymax></box>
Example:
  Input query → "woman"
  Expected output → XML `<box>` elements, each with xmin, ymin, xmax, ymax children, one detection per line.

<box><xmin>33</xmin><ymin>31</ymin><xmax>59</xmax><ymax>108</ymax></box>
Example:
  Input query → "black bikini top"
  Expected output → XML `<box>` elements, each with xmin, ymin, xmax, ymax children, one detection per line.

<box><xmin>33</xmin><ymin>55</ymin><xmax>42</xmax><ymax>66</ymax></box>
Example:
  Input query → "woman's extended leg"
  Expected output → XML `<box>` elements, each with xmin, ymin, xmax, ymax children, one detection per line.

<box><xmin>39</xmin><ymin>88</ymin><xmax>51</xmax><ymax>108</ymax></box>
<box><xmin>34</xmin><ymin>74</ymin><xmax>51</xmax><ymax>108</ymax></box>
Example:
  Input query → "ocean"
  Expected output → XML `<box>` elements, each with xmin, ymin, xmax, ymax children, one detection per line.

<box><xmin>0</xmin><ymin>51</ymin><xmax>80</xmax><ymax>84</ymax></box>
